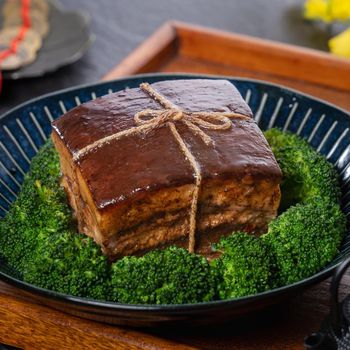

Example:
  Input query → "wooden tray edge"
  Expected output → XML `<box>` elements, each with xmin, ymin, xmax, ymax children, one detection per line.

<box><xmin>103</xmin><ymin>21</ymin><xmax>350</xmax><ymax>92</ymax></box>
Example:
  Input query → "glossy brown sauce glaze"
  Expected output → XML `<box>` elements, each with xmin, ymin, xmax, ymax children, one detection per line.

<box><xmin>52</xmin><ymin>79</ymin><xmax>282</xmax><ymax>210</ymax></box>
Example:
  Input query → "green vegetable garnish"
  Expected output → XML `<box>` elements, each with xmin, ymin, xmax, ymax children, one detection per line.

<box><xmin>0</xmin><ymin>129</ymin><xmax>346</xmax><ymax>303</ymax></box>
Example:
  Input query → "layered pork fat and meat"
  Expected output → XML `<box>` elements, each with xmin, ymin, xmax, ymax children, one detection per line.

<box><xmin>52</xmin><ymin>79</ymin><xmax>282</xmax><ymax>260</ymax></box>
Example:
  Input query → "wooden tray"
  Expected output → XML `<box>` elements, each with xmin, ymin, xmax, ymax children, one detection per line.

<box><xmin>2</xmin><ymin>21</ymin><xmax>350</xmax><ymax>349</ymax></box>
<box><xmin>103</xmin><ymin>21</ymin><xmax>350</xmax><ymax>111</ymax></box>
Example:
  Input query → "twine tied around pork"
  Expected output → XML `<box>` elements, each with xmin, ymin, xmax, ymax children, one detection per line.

<box><xmin>74</xmin><ymin>82</ymin><xmax>251</xmax><ymax>253</ymax></box>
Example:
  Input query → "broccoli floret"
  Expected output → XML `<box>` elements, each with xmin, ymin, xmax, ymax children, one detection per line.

<box><xmin>0</xmin><ymin>140</ymin><xmax>110</xmax><ymax>300</ymax></box>
<box><xmin>110</xmin><ymin>246</ymin><xmax>217</xmax><ymax>304</ymax></box>
<box><xmin>264</xmin><ymin>128</ymin><xmax>341</xmax><ymax>211</ymax></box>
<box><xmin>263</xmin><ymin>197</ymin><xmax>346</xmax><ymax>286</ymax></box>
<box><xmin>24</xmin><ymin>231</ymin><xmax>110</xmax><ymax>300</ymax></box>
<box><xmin>0</xmin><ymin>140</ymin><xmax>72</xmax><ymax>272</ymax></box>
<box><xmin>263</xmin><ymin>129</ymin><xmax>346</xmax><ymax>285</ymax></box>
<box><xmin>211</xmin><ymin>232</ymin><xmax>274</xmax><ymax>299</ymax></box>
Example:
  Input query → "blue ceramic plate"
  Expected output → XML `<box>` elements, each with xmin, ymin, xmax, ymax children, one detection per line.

<box><xmin>0</xmin><ymin>73</ymin><xmax>350</xmax><ymax>327</ymax></box>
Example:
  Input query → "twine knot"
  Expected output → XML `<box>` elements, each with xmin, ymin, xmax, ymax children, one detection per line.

<box><xmin>135</xmin><ymin>108</ymin><xmax>184</xmax><ymax>126</ymax></box>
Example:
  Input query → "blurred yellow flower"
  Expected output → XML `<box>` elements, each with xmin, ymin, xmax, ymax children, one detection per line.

<box><xmin>329</xmin><ymin>28</ymin><xmax>350</xmax><ymax>57</ymax></box>
<box><xmin>329</xmin><ymin>0</ymin><xmax>350</xmax><ymax>21</ymax></box>
<box><xmin>304</xmin><ymin>0</ymin><xmax>350</xmax><ymax>22</ymax></box>
<box><xmin>304</xmin><ymin>0</ymin><xmax>350</xmax><ymax>58</ymax></box>
<box><xmin>304</xmin><ymin>0</ymin><xmax>332</xmax><ymax>22</ymax></box>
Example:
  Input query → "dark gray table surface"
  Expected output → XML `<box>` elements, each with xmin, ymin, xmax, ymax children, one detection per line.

<box><xmin>0</xmin><ymin>0</ymin><xmax>334</xmax><ymax>115</ymax></box>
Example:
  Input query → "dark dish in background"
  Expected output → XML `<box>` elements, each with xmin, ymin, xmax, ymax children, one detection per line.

<box><xmin>0</xmin><ymin>0</ymin><xmax>93</xmax><ymax>79</ymax></box>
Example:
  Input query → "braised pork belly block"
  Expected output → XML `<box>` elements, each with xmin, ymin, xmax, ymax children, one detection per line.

<box><xmin>52</xmin><ymin>79</ymin><xmax>282</xmax><ymax>260</ymax></box>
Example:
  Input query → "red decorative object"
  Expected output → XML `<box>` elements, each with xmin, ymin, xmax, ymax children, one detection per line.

<box><xmin>0</xmin><ymin>0</ymin><xmax>31</xmax><ymax>94</ymax></box>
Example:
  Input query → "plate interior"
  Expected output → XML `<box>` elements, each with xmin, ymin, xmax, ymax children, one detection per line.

<box><xmin>0</xmin><ymin>74</ymin><xmax>350</xmax><ymax>316</ymax></box>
